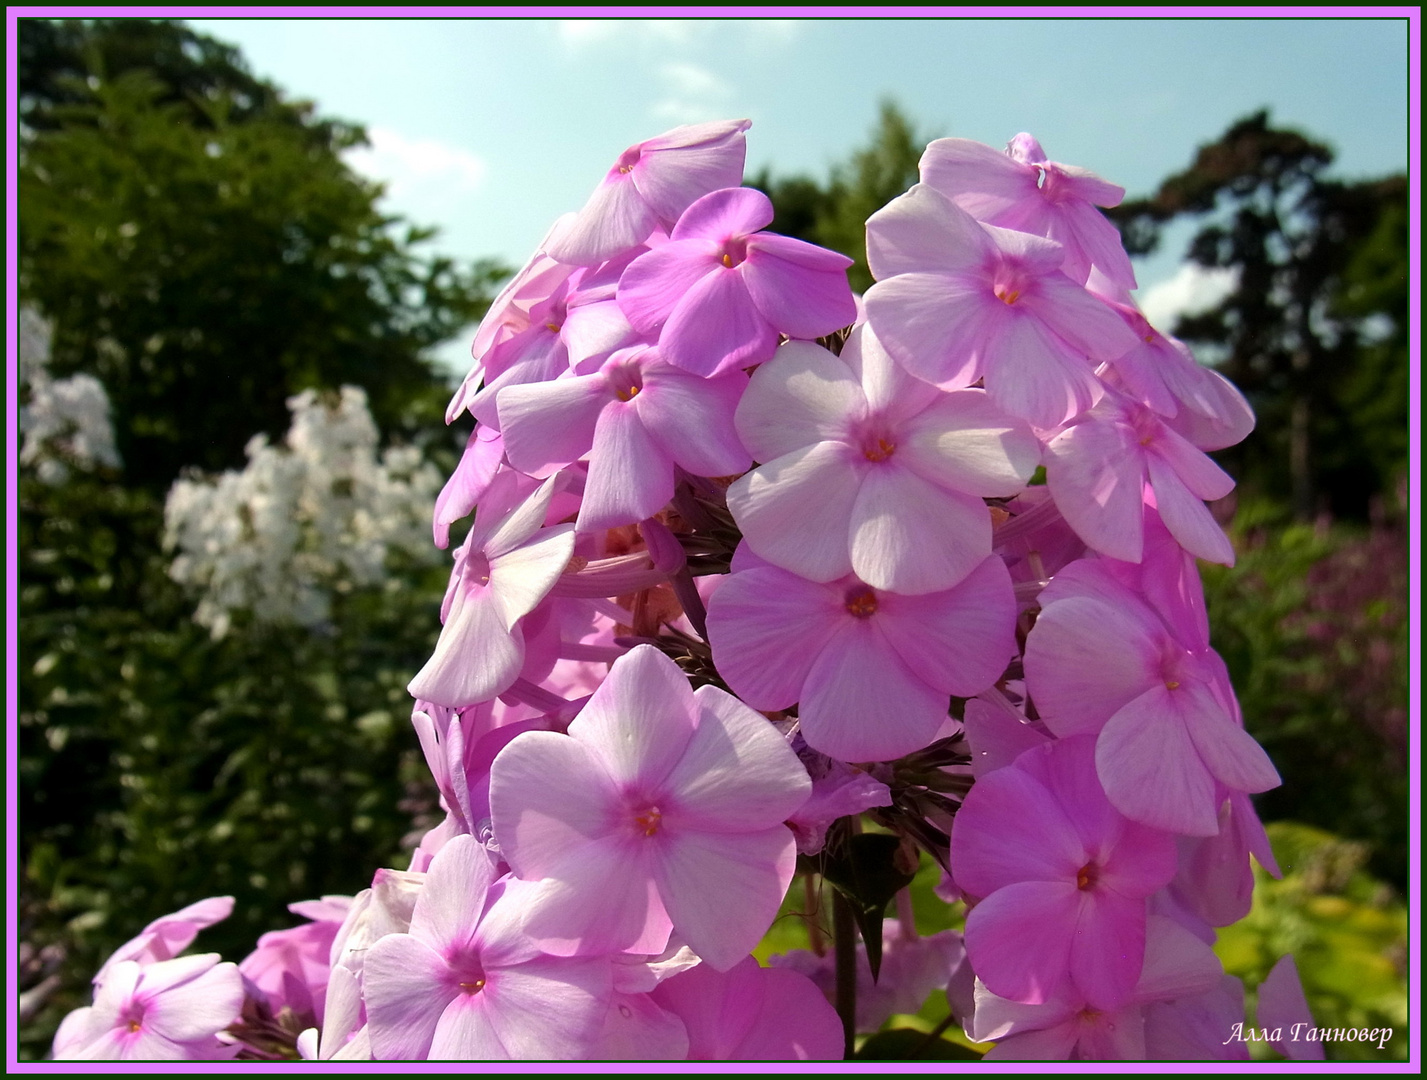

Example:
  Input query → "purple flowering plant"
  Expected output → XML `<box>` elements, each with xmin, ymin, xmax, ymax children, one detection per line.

<box><xmin>57</xmin><ymin>119</ymin><xmax>1319</xmax><ymax>1063</ymax></box>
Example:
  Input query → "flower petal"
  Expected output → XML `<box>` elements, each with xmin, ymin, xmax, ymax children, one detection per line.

<box><xmin>797</xmin><ymin>619</ymin><xmax>950</xmax><ymax>762</ymax></box>
<box><xmin>743</xmin><ymin>238</ymin><xmax>857</xmax><ymax>339</ymax></box>
<box><xmin>660</xmin><ymin>265</ymin><xmax>778</xmax><ymax>377</ymax></box>
<box><xmin>1095</xmin><ymin>685</ymin><xmax>1221</xmax><ymax>836</ymax></box>
<box><xmin>900</xmin><ymin>389</ymin><xmax>1041</xmax><ymax>497</ymax></box>
<box><xmin>365</xmin><ymin>934</ymin><xmax>456</xmax><ymax>1060</ymax></box>
<box><xmin>572</xmin><ymin>643</ymin><xmax>698</xmax><ymax>790</ymax></box>
<box><xmin>726</xmin><ymin>442</ymin><xmax>861</xmax><ymax>583</ymax></box>
<box><xmin>705</xmin><ymin>565</ymin><xmax>842</xmax><ymax>710</ymax></box>
<box><xmin>664</xmin><ymin>684</ymin><xmax>812</xmax><ymax>831</ymax></box>
<box><xmin>497</xmin><ymin>374</ymin><xmax>609</xmax><ymax>478</ymax></box>
<box><xmin>654</xmin><ymin>827</ymin><xmax>797</xmax><ymax>972</ymax></box>
<box><xmin>964</xmin><ymin>880</ymin><xmax>1079</xmax><ymax>1005</ymax></box>
<box><xmin>635</xmin><ymin>364</ymin><xmax>750</xmax><ymax>477</ymax></box>
<box><xmin>734</xmin><ymin>341</ymin><xmax>864</xmax><ymax>464</ymax></box>
<box><xmin>577</xmin><ymin>403</ymin><xmax>674</xmax><ymax>531</ymax></box>
<box><xmin>849</xmin><ymin>464</ymin><xmax>991</xmax><ymax>594</ymax></box>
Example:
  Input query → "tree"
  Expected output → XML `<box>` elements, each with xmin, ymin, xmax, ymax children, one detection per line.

<box><xmin>752</xmin><ymin>100</ymin><xmax>929</xmax><ymax>294</ymax></box>
<box><xmin>1108</xmin><ymin>111</ymin><xmax>1409</xmax><ymax>521</ymax></box>
<box><xmin>18</xmin><ymin>18</ymin><xmax>506</xmax><ymax>493</ymax></box>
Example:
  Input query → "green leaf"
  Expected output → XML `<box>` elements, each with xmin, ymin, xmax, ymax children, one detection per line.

<box><xmin>854</xmin><ymin>1028</ymin><xmax>982</xmax><ymax>1061</ymax></box>
<box><xmin>819</xmin><ymin>832</ymin><xmax>916</xmax><ymax>979</ymax></box>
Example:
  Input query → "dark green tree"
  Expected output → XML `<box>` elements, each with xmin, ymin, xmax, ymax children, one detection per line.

<box><xmin>19</xmin><ymin>18</ymin><xmax>506</xmax><ymax>493</ymax></box>
<box><xmin>1108</xmin><ymin>111</ymin><xmax>1409</xmax><ymax>521</ymax></box>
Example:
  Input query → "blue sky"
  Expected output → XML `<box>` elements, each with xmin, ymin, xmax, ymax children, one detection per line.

<box><xmin>185</xmin><ymin>15</ymin><xmax>1412</xmax><ymax>377</ymax></box>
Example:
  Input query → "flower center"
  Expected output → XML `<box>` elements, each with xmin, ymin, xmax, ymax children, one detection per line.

<box><xmin>612</xmin><ymin>364</ymin><xmax>644</xmax><ymax>403</ymax></box>
<box><xmin>458</xmin><ymin>979</ymin><xmax>487</xmax><ymax>995</ymax></box>
<box><xmin>720</xmin><ymin>238</ymin><xmax>748</xmax><ymax>268</ymax></box>
<box><xmin>845</xmin><ymin>587</ymin><xmax>878</xmax><ymax>619</ymax></box>
<box><xmin>465</xmin><ymin>551</ymin><xmax>492</xmax><ymax>588</ymax></box>
<box><xmin>127</xmin><ymin>1020</ymin><xmax>142</xmax><ymax>1033</ymax></box>
<box><xmin>633</xmin><ymin>804</ymin><xmax>662</xmax><ymax>837</ymax></box>
<box><xmin>615</xmin><ymin>147</ymin><xmax>641</xmax><ymax>175</ymax></box>
<box><xmin>995</xmin><ymin>286</ymin><xmax>1021</xmax><ymax>305</ymax></box>
<box><xmin>862</xmin><ymin>436</ymin><xmax>897</xmax><ymax>462</ymax></box>
<box><xmin>1075</xmin><ymin>862</ymin><xmax>1099</xmax><ymax>891</ymax></box>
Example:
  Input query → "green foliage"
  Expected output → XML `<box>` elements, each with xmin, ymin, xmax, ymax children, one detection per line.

<box><xmin>15</xmin><ymin>18</ymin><xmax>497</xmax><ymax>1059</ymax></box>
<box><xmin>1216</xmin><ymin>822</ymin><xmax>1408</xmax><ymax>1062</ymax></box>
<box><xmin>1203</xmin><ymin>502</ymin><xmax>1410</xmax><ymax>888</ymax></box>
<box><xmin>752</xmin><ymin>100</ymin><xmax>928</xmax><ymax>293</ymax></box>
<box><xmin>17</xmin><ymin>468</ymin><xmax>448</xmax><ymax>1060</ymax></box>
<box><xmin>18</xmin><ymin>19</ymin><xmax>506</xmax><ymax>492</ymax></box>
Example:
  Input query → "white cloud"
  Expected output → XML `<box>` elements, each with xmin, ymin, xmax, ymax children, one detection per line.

<box><xmin>556</xmin><ymin>18</ymin><xmax>796</xmax><ymax>52</ymax></box>
<box><xmin>651</xmin><ymin>61</ymin><xmax>733</xmax><ymax>125</ymax></box>
<box><xmin>344</xmin><ymin>127</ymin><xmax>486</xmax><ymax>203</ymax></box>
<box><xmin>556</xmin><ymin>19</ymin><xmax>620</xmax><ymax>48</ymax></box>
<box><xmin>1138</xmin><ymin>263</ymin><xmax>1238</xmax><ymax>332</ymax></box>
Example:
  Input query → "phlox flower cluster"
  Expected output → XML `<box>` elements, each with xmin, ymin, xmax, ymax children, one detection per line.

<box><xmin>18</xmin><ymin>306</ymin><xmax>123</xmax><ymax>485</ymax></box>
<box><xmin>61</xmin><ymin>120</ymin><xmax>1318</xmax><ymax>1062</ymax></box>
<box><xmin>163</xmin><ymin>386</ymin><xmax>444</xmax><ymax>637</ymax></box>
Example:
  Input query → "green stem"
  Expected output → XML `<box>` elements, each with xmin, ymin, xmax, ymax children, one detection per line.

<box><xmin>832</xmin><ymin>888</ymin><xmax>858</xmax><ymax>1059</ymax></box>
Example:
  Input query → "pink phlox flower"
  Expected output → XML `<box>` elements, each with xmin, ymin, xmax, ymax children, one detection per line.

<box><xmin>318</xmin><ymin>868</ymin><xmax>424</xmax><ymax>1055</ymax></box>
<box><xmin>447</xmin><ymin>236</ymin><xmax>575</xmax><ymax>424</ymax></box>
<box><xmin>784</xmin><ymin>746</ymin><xmax>892</xmax><ymax>855</ymax></box>
<box><xmin>617</xmin><ymin>186</ymin><xmax>856</xmax><ymax>377</ymax></box>
<box><xmin>1142</xmin><ymin>973</ymin><xmax>1251</xmax><ymax>1060</ymax></box>
<box><xmin>970</xmin><ymin>915</ymin><xmax>1225</xmax><ymax>1060</ymax></box>
<box><xmin>1044</xmin><ymin>385</ymin><xmax>1237</xmax><ymax>565</ymax></box>
<box><xmin>498</xmin><ymin>343</ymin><xmax>750</xmax><ymax>532</ymax></box>
<box><xmin>239</xmin><ymin>896</ymin><xmax>350</xmax><ymax>1027</ymax></box>
<box><xmin>1023</xmin><ymin>556</ymin><xmax>1281</xmax><ymax>835</ymax></box>
<box><xmin>432</xmin><ymin>424</ymin><xmax>504</xmax><ymax>549</ymax></box>
<box><xmin>1096</xmin><ymin>300</ymin><xmax>1256</xmax><ymax>451</ymax></box>
<box><xmin>466</xmin><ymin>246</ymin><xmax>659</xmax><ymax>431</ymax></box>
<box><xmin>1256</xmin><ymin>955</ymin><xmax>1324</xmax><ymax>1061</ymax></box>
<box><xmin>55</xmin><ymin>954</ymin><xmax>245</xmax><ymax>1061</ymax></box>
<box><xmin>488</xmin><ymin>644</ymin><xmax>811</xmax><ymax>972</ymax></box>
<box><xmin>93</xmin><ymin>895</ymin><xmax>235</xmax><ymax>984</ymax></box>
<box><xmin>951</xmin><ymin>736</ymin><xmax>1179</xmax><ymax>1011</ymax></box>
<box><xmin>991</xmin><ymin>486</ymin><xmax>1089</xmax><ymax>597</ymax></box>
<box><xmin>863</xmin><ymin>182</ymin><xmax>1140</xmax><ymax>429</ymax></box>
<box><xmin>962</xmin><ymin>693</ymin><xmax>1053</xmax><ymax>778</ymax></box>
<box><xmin>364</xmin><ymin>834</ymin><xmax>612</xmax><ymax>1060</ymax></box>
<box><xmin>591</xmin><ymin>943</ymin><xmax>702</xmax><ymax>1060</ymax></box>
<box><xmin>707</xmin><ymin>542</ymin><xmax>1017</xmax><ymax>762</ymax></box>
<box><xmin>919</xmin><ymin>133</ymin><xmax>1136</xmax><ymax>290</ymax></box>
<box><xmin>726</xmin><ymin>327</ymin><xmax>1040</xmax><ymax>595</ymax></box>
<box><xmin>408</xmin><ymin>472</ymin><xmax>576</xmax><ymax>708</ymax></box>
<box><xmin>547</xmin><ymin>119</ymin><xmax>753</xmax><ymax>267</ymax></box>
<box><xmin>649</xmin><ymin>955</ymin><xmax>843</xmax><ymax>1060</ymax></box>
<box><xmin>1164</xmin><ymin>787</ymin><xmax>1282</xmax><ymax>933</ymax></box>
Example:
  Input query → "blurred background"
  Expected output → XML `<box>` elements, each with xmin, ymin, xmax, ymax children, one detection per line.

<box><xmin>13</xmin><ymin>16</ymin><xmax>1411</xmax><ymax>1061</ymax></box>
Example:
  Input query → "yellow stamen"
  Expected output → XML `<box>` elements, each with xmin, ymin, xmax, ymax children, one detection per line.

<box><xmin>845</xmin><ymin>589</ymin><xmax>878</xmax><ymax>618</ymax></box>
<box><xmin>634</xmin><ymin>806</ymin><xmax>662</xmax><ymax>837</ymax></box>
<box><xmin>863</xmin><ymin>437</ymin><xmax>896</xmax><ymax>462</ymax></box>
<box><xmin>721</xmin><ymin>253</ymin><xmax>734</xmax><ymax>268</ymax></box>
